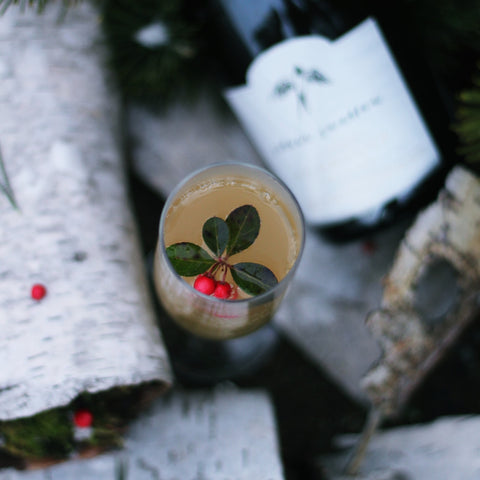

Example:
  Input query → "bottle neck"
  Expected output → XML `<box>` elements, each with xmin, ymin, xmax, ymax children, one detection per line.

<box><xmin>212</xmin><ymin>0</ymin><xmax>367</xmax><ymax>54</ymax></box>
<box><xmin>208</xmin><ymin>0</ymin><xmax>385</xmax><ymax>84</ymax></box>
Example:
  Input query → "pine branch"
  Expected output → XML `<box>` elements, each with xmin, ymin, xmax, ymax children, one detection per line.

<box><xmin>0</xmin><ymin>144</ymin><xmax>19</xmax><ymax>210</ymax></box>
<box><xmin>404</xmin><ymin>0</ymin><xmax>480</xmax><ymax>91</ymax></box>
<box><xmin>100</xmin><ymin>0</ymin><xmax>213</xmax><ymax>107</ymax></box>
<box><xmin>455</xmin><ymin>63</ymin><xmax>480</xmax><ymax>166</ymax></box>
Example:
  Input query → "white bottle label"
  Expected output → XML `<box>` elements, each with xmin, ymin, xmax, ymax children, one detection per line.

<box><xmin>225</xmin><ymin>18</ymin><xmax>440</xmax><ymax>225</ymax></box>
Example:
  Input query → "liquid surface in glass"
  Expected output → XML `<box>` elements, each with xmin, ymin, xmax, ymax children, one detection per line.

<box><xmin>163</xmin><ymin>173</ymin><xmax>300</xmax><ymax>299</ymax></box>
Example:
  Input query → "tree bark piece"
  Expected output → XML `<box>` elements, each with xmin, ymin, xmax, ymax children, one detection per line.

<box><xmin>362</xmin><ymin>166</ymin><xmax>480</xmax><ymax>417</ymax></box>
<box><xmin>0</xmin><ymin>2</ymin><xmax>171</xmax><ymax>422</ymax></box>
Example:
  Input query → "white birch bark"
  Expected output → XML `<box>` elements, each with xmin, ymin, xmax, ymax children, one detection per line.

<box><xmin>0</xmin><ymin>2</ymin><xmax>171</xmax><ymax>421</ymax></box>
<box><xmin>0</xmin><ymin>386</ymin><xmax>285</xmax><ymax>479</ymax></box>
<box><xmin>362</xmin><ymin>166</ymin><xmax>480</xmax><ymax>416</ymax></box>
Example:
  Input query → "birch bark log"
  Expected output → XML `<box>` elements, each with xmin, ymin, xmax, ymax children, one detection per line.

<box><xmin>362</xmin><ymin>166</ymin><xmax>480</xmax><ymax>417</ymax></box>
<box><xmin>0</xmin><ymin>2</ymin><xmax>172</xmax><ymax>422</ymax></box>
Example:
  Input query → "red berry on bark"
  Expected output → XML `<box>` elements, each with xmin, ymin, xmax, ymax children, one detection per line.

<box><xmin>31</xmin><ymin>283</ymin><xmax>47</xmax><ymax>300</ymax></box>
<box><xmin>213</xmin><ymin>281</ymin><xmax>232</xmax><ymax>299</ymax></box>
<box><xmin>194</xmin><ymin>274</ymin><xmax>216</xmax><ymax>295</ymax></box>
<box><xmin>73</xmin><ymin>409</ymin><xmax>93</xmax><ymax>428</ymax></box>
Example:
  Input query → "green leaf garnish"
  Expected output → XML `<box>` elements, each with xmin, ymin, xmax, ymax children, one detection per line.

<box><xmin>231</xmin><ymin>262</ymin><xmax>278</xmax><ymax>296</ymax></box>
<box><xmin>225</xmin><ymin>205</ymin><xmax>260</xmax><ymax>256</ymax></box>
<box><xmin>203</xmin><ymin>216</ymin><xmax>229</xmax><ymax>257</ymax></box>
<box><xmin>166</xmin><ymin>242</ymin><xmax>215</xmax><ymax>276</ymax></box>
<box><xmin>166</xmin><ymin>204</ymin><xmax>279</xmax><ymax>298</ymax></box>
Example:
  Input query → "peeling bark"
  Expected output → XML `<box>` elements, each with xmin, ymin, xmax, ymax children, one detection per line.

<box><xmin>0</xmin><ymin>2</ymin><xmax>171</xmax><ymax>421</ymax></box>
<box><xmin>362</xmin><ymin>167</ymin><xmax>480</xmax><ymax>417</ymax></box>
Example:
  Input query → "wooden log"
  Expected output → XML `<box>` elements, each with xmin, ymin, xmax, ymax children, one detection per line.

<box><xmin>0</xmin><ymin>1</ymin><xmax>171</xmax><ymax>423</ymax></box>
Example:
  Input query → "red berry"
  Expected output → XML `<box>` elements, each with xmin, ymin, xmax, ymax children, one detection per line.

<box><xmin>31</xmin><ymin>283</ymin><xmax>47</xmax><ymax>300</ymax></box>
<box><xmin>73</xmin><ymin>409</ymin><xmax>93</xmax><ymax>428</ymax></box>
<box><xmin>213</xmin><ymin>281</ymin><xmax>232</xmax><ymax>299</ymax></box>
<box><xmin>193</xmin><ymin>274</ymin><xmax>216</xmax><ymax>295</ymax></box>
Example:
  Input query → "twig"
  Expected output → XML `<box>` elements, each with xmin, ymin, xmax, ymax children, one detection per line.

<box><xmin>343</xmin><ymin>407</ymin><xmax>383</xmax><ymax>476</ymax></box>
<box><xmin>115</xmin><ymin>456</ymin><xmax>128</xmax><ymax>480</ymax></box>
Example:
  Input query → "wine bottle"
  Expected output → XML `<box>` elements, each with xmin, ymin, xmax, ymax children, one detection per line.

<box><xmin>207</xmin><ymin>0</ymin><xmax>456</xmax><ymax>241</ymax></box>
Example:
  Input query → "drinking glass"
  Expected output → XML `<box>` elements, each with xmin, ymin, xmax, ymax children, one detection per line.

<box><xmin>153</xmin><ymin>162</ymin><xmax>305</xmax><ymax>384</ymax></box>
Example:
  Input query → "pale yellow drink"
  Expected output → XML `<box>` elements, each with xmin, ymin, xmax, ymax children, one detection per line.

<box><xmin>154</xmin><ymin>163</ymin><xmax>304</xmax><ymax>340</ymax></box>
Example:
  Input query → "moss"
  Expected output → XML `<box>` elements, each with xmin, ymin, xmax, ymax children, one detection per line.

<box><xmin>0</xmin><ymin>383</ymin><xmax>162</xmax><ymax>462</ymax></box>
<box><xmin>0</xmin><ymin>408</ymin><xmax>74</xmax><ymax>460</ymax></box>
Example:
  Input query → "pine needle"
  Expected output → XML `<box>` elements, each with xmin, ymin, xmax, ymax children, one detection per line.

<box><xmin>0</xmin><ymin>144</ymin><xmax>19</xmax><ymax>210</ymax></box>
<box><xmin>455</xmin><ymin>63</ymin><xmax>480</xmax><ymax>166</ymax></box>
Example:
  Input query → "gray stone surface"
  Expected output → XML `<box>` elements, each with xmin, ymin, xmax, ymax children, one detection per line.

<box><xmin>0</xmin><ymin>386</ymin><xmax>285</xmax><ymax>480</ymax></box>
<box><xmin>319</xmin><ymin>415</ymin><xmax>480</xmax><ymax>480</ymax></box>
<box><xmin>128</xmin><ymin>97</ymin><xmax>412</xmax><ymax>403</ymax></box>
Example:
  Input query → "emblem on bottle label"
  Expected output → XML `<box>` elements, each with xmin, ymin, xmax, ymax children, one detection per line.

<box><xmin>273</xmin><ymin>67</ymin><xmax>329</xmax><ymax>111</ymax></box>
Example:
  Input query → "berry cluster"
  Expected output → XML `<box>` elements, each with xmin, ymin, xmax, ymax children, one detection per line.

<box><xmin>167</xmin><ymin>205</ymin><xmax>278</xmax><ymax>299</ymax></box>
<box><xmin>193</xmin><ymin>273</ymin><xmax>237</xmax><ymax>300</ymax></box>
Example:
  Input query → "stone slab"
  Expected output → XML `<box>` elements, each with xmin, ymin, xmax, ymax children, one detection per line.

<box><xmin>319</xmin><ymin>415</ymin><xmax>480</xmax><ymax>480</ymax></box>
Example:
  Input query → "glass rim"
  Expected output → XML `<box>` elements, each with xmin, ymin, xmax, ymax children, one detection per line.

<box><xmin>158</xmin><ymin>161</ymin><xmax>306</xmax><ymax>305</ymax></box>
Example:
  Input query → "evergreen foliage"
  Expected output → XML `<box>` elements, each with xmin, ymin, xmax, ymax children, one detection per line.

<box><xmin>456</xmin><ymin>64</ymin><xmax>480</xmax><ymax>165</ymax></box>
<box><xmin>402</xmin><ymin>0</ymin><xmax>480</xmax><ymax>169</ymax></box>
<box><xmin>405</xmin><ymin>0</ymin><xmax>480</xmax><ymax>90</ymax></box>
<box><xmin>100</xmin><ymin>0</ymin><xmax>213</xmax><ymax>107</ymax></box>
<box><xmin>0</xmin><ymin>409</ymin><xmax>74</xmax><ymax>459</ymax></box>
